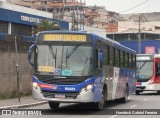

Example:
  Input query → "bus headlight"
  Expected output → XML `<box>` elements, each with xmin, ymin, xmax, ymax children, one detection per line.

<box><xmin>86</xmin><ymin>84</ymin><xmax>92</xmax><ymax>90</ymax></box>
<box><xmin>32</xmin><ymin>82</ymin><xmax>41</xmax><ymax>92</ymax></box>
<box><xmin>80</xmin><ymin>84</ymin><xmax>92</xmax><ymax>95</ymax></box>
<box><xmin>33</xmin><ymin>82</ymin><xmax>38</xmax><ymax>87</ymax></box>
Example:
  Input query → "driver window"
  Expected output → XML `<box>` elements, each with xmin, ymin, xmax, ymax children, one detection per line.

<box><xmin>96</xmin><ymin>49</ymin><xmax>102</xmax><ymax>69</ymax></box>
<box><xmin>156</xmin><ymin>62</ymin><xmax>160</xmax><ymax>77</ymax></box>
<box><xmin>96</xmin><ymin>40</ymin><xmax>102</xmax><ymax>69</ymax></box>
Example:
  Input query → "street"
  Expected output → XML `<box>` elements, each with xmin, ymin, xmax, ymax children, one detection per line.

<box><xmin>10</xmin><ymin>91</ymin><xmax>159</xmax><ymax>118</ymax></box>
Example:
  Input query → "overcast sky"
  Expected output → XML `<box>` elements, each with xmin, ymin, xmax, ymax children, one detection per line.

<box><xmin>85</xmin><ymin>0</ymin><xmax>160</xmax><ymax>14</ymax></box>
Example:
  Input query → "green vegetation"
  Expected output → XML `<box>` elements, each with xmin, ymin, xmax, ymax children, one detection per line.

<box><xmin>33</xmin><ymin>19</ymin><xmax>60</xmax><ymax>35</ymax></box>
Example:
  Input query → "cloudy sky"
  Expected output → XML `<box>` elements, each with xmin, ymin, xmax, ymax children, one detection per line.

<box><xmin>85</xmin><ymin>0</ymin><xmax>160</xmax><ymax>14</ymax></box>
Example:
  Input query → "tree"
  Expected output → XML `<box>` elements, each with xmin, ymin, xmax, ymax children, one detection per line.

<box><xmin>33</xmin><ymin>19</ymin><xmax>60</xmax><ymax>35</ymax></box>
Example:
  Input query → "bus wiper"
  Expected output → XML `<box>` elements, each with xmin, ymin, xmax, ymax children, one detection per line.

<box><xmin>139</xmin><ymin>61</ymin><xmax>147</xmax><ymax>69</ymax></box>
<box><xmin>66</xmin><ymin>44</ymin><xmax>80</xmax><ymax>59</ymax></box>
<box><xmin>49</xmin><ymin>45</ymin><xmax>57</xmax><ymax>67</ymax></box>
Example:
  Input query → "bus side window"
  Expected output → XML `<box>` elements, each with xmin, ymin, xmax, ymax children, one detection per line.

<box><xmin>133</xmin><ymin>55</ymin><xmax>136</xmax><ymax>69</ymax></box>
<box><xmin>115</xmin><ymin>48</ymin><xmax>120</xmax><ymax>67</ymax></box>
<box><xmin>109</xmin><ymin>46</ymin><xmax>114</xmax><ymax>66</ymax></box>
<box><xmin>156</xmin><ymin>62</ymin><xmax>160</xmax><ymax>77</ymax></box>
<box><xmin>103</xmin><ymin>44</ymin><xmax>109</xmax><ymax>65</ymax></box>
<box><xmin>125</xmin><ymin>52</ymin><xmax>129</xmax><ymax>68</ymax></box>
<box><xmin>99</xmin><ymin>50</ymin><xmax>103</xmax><ymax>68</ymax></box>
<box><xmin>129</xmin><ymin>54</ymin><xmax>132</xmax><ymax>68</ymax></box>
<box><xmin>120</xmin><ymin>50</ymin><xmax>124</xmax><ymax>67</ymax></box>
<box><xmin>131</xmin><ymin>54</ymin><xmax>135</xmax><ymax>69</ymax></box>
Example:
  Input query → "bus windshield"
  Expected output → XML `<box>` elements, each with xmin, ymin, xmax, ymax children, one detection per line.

<box><xmin>36</xmin><ymin>44</ymin><xmax>93</xmax><ymax>76</ymax></box>
<box><xmin>136</xmin><ymin>61</ymin><xmax>153</xmax><ymax>79</ymax></box>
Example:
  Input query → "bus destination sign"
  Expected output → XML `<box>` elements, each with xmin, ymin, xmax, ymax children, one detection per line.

<box><xmin>43</xmin><ymin>34</ymin><xmax>86</xmax><ymax>42</ymax></box>
<box><xmin>136</xmin><ymin>56</ymin><xmax>151</xmax><ymax>61</ymax></box>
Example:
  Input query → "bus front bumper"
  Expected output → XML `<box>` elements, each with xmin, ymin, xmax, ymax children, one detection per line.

<box><xmin>136</xmin><ymin>84</ymin><xmax>160</xmax><ymax>91</ymax></box>
<box><xmin>32</xmin><ymin>87</ymin><xmax>94</xmax><ymax>103</ymax></box>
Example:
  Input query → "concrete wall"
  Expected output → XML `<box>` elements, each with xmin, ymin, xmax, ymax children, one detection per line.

<box><xmin>0</xmin><ymin>40</ymin><xmax>33</xmax><ymax>98</ymax></box>
<box><xmin>118</xmin><ymin>21</ymin><xmax>160</xmax><ymax>33</ymax></box>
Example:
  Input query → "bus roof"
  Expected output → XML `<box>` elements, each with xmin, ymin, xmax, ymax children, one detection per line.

<box><xmin>90</xmin><ymin>33</ymin><xmax>136</xmax><ymax>54</ymax></box>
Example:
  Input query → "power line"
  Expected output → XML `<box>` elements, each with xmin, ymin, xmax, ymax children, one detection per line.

<box><xmin>118</xmin><ymin>0</ymin><xmax>149</xmax><ymax>14</ymax></box>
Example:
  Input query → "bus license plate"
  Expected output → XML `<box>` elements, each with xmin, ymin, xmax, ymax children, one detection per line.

<box><xmin>55</xmin><ymin>94</ymin><xmax>65</xmax><ymax>98</ymax></box>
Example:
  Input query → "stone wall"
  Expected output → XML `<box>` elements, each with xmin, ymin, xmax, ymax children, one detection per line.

<box><xmin>0</xmin><ymin>40</ymin><xmax>33</xmax><ymax>98</ymax></box>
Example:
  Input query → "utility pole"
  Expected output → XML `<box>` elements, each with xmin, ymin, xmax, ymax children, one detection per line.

<box><xmin>15</xmin><ymin>36</ymin><xmax>20</xmax><ymax>102</ymax></box>
<box><xmin>72</xmin><ymin>9</ymin><xmax>75</xmax><ymax>31</ymax></box>
<box><xmin>80</xmin><ymin>0</ymin><xmax>82</xmax><ymax>30</ymax></box>
<box><xmin>62</xmin><ymin>0</ymin><xmax>66</xmax><ymax>20</ymax></box>
<box><xmin>82</xmin><ymin>1</ymin><xmax>85</xmax><ymax>31</ymax></box>
<box><xmin>77</xmin><ymin>6</ymin><xmax>79</xmax><ymax>31</ymax></box>
<box><xmin>132</xmin><ymin>14</ymin><xmax>147</xmax><ymax>54</ymax></box>
<box><xmin>138</xmin><ymin>15</ymin><xmax>141</xmax><ymax>54</ymax></box>
<box><xmin>44</xmin><ymin>0</ymin><xmax>48</xmax><ymax>12</ymax></box>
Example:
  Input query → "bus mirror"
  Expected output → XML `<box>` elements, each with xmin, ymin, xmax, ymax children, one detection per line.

<box><xmin>100</xmin><ymin>52</ymin><xmax>103</xmax><ymax>63</ymax></box>
<box><xmin>28</xmin><ymin>44</ymin><xmax>36</xmax><ymax>66</ymax></box>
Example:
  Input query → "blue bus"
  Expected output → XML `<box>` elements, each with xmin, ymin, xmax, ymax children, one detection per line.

<box><xmin>28</xmin><ymin>30</ymin><xmax>136</xmax><ymax>110</ymax></box>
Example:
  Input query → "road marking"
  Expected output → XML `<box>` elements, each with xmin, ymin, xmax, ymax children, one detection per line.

<box><xmin>110</xmin><ymin>115</ymin><xmax>118</xmax><ymax>118</ymax></box>
<box><xmin>143</xmin><ymin>98</ymin><xmax>148</xmax><ymax>101</ymax></box>
<box><xmin>130</xmin><ymin>105</ymin><xmax>137</xmax><ymax>108</ymax></box>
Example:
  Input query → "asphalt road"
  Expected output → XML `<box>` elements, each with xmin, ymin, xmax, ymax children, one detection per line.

<box><xmin>3</xmin><ymin>91</ymin><xmax>160</xmax><ymax>118</ymax></box>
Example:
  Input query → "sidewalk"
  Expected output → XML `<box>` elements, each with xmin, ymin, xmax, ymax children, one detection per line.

<box><xmin>0</xmin><ymin>96</ymin><xmax>47</xmax><ymax>109</ymax></box>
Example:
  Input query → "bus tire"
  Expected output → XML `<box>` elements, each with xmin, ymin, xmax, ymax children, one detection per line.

<box><xmin>94</xmin><ymin>87</ymin><xmax>106</xmax><ymax>110</ymax></box>
<box><xmin>136</xmin><ymin>90</ymin><xmax>140</xmax><ymax>95</ymax></box>
<box><xmin>48</xmin><ymin>102</ymin><xmax>60</xmax><ymax>110</ymax></box>
<box><xmin>157</xmin><ymin>91</ymin><xmax>160</xmax><ymax>94</ymax></box>
<box><xmin>120</xmin><ymin>86</ymin><xmax>129</xmax><ymax>103</ymax></box>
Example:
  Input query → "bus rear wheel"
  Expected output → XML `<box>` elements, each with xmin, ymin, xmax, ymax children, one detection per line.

<box><xmin>48</xmin><ymin>102</ymin><xmax>60</xmax><ymax>110</ymax></box>
<box><xmin>94</xmin><ymin>88</ymin><xmax>106</xmax><ymax>110</ymax></box>
<box><xmin>120</xmin><ymin>86</ymin><xmax>129</xmax><ymax>103</ymax></box>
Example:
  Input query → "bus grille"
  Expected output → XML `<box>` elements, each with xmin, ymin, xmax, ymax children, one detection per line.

<box><xmin>41</xmin><ymin>91</ymin><xmax>79</xmax><ymax>99</ymax></box>
<box><xmin>34</xmin><ymin>74</ymin><xmax>91</xmax><ymax>85</ymax></box>
<box><xmin>40</xmin><ymin>78</ymin><xmax>83</xmax><ymax>85</ymax></box>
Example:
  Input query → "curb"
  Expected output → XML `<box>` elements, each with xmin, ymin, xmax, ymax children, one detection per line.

<box><xmin>0</xmin><ymin>101</ymin><xmax>48</xmax><ymax>109</ymax></box>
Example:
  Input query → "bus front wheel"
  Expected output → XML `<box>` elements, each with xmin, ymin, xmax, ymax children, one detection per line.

<box><xmin>136</xmin><ymin>90</ymin><xmax>140</xmax><ymax>95</ymax></box>
<box><xmin>48</xmin><ymin>102</ymin><xmax>60</xmax><ymax>110</ymax></box>
<box><xmin>94</xmin><ymin>87</ymin><xmax>107</xmax><ymax>110</ymax></box>
<box><xmin>157</xmin><ymin>91</ymin><xmax>160</xmax><ymax>94</ymax></box>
